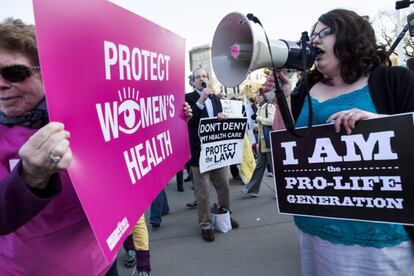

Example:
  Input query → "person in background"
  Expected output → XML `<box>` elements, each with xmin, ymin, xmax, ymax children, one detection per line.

<box><xmin>123</xmin><ymin>215</ymin><xmax>151</xmax><ymax>276</ymax></box>
<box><xmin>230</xmin><ymin>98</ymin><xmax>243</xmax><ymax>181</ymax></box>
<box><xmin>251</xmin><ymin>95</ymin><xmax>273</xmax><ymax>177</ymax></box>
<box><xmin>185</xmin><ymin>67</ymin><xmax>239</xmax><ymax>242</ymax></box>
<box><xmin>176</xmin><ymin>160</ymin><xmax>192</xmax><ymax>192</ymax></box>
<box><xmin>149</xmin><ymin>189</ymin><xmax>169</xmax><ymax>229</ymax></box>
<box><xmin>265</xmin><ymin>9</ymin><xmax>414</xmax><ymax>275</ymax></box>
<box><xmin>176</xmin><ymin>171</ymin><xmax>185</xmax><ymax>192</ymax></box>
<box><xmin>241</xmin><ymin>89</ymin><xmax>274</xmax><ymax>197</ymax></box>
<box><xmin>0</xmin><ymin>18</ymin><xmax>193</xmax><ymax>275</ymax></box>
<box><xmin>230</xmin><ymin>164</ymin><xmax>242</xmax><ymax>181</ymax></box>
<box><xmin>185</xmin><ymin>198</ymin><xmax>198</xmax><ymax>209</ymax></box>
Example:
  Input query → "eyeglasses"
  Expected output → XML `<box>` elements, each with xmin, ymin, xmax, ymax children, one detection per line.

<box><xmin>310</xmin><ymin>27</ymin><xmax>333</xmax><ymax>42</ymax></box>
<box><xmin>0</xmin><ymin>64</ymin><xmax>40</xmax><ymax>83</ymax></box>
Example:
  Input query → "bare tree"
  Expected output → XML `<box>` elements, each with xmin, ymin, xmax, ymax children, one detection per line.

<box><xmin>373</xmin><ymin>10</ymin><xmax>414</xmax><ymax>59</ymax></box>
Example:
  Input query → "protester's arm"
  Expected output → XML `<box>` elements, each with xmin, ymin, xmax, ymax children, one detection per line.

<box><xmin>0</xmin><ymin>122</ymin><xmax>71</xmax><ymax>235</ymax></box>
<box><xmin>190</xmin><ymin>102</ymin><xmax>204</xmax><ymax>120</ymax></box>
<box><xmin>191</xmin><ymin>88</ymin><xmax>213</xmax><ymax>119</ymax></box>
<box><xmin>185</xmin><ymin>95</ymin><xmax>202</xmax><ymax>127</ymax></box>
<box><xmin>0</xmin><ymin>162</ymin><xmax>62</xmax><ymax>235</ymax></box>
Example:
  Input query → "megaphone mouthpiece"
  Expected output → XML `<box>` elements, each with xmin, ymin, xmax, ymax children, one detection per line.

<box><xmin>230</xmin><ymin>43</ymin><xmax>240</xmax><ymax>59</ymax></box>
<box><xmin>230</xmin><ymin>43</ymin><xmax>253</xmax><ymax>61</ymax></box>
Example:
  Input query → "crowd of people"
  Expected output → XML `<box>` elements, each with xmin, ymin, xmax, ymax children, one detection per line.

<box><xmin>1</xmin><ymin>7</ymin><xmax>414</xmax><ymax>276</ymax></box>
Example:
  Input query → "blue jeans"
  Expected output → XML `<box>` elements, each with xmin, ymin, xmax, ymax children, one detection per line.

<box><xmin>150</xmin><ymin>189</ymin><xmax>170</xmax><ymax>225</ymax></box>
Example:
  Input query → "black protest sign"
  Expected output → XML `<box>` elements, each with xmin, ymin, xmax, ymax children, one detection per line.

<box><xmin>271</xmin><ymin>113</ymin><xmax>414</xmax><ymax>225</ymax></box>
<box><xmin>199</xmin><ymin>117</ymin><xmax>247</xmax><ymax>173</ymax></box>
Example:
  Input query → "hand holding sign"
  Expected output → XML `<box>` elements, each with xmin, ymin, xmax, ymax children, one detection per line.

<box><xmin>19</xmin><ymin>122</ymin><xmax>72</xmax><ymax>189</ymax></box>
<box><xmin>183</xmin><ymin>102</ymin><xmax>193</xmax><ymax>122</ymax></box>
<box><xmin>326</xmin><ymin>108</ymin><xmax>387</xmax><ymax>135</ymax></box>
<box><xmin>217</xmin><ymin>112</ymin><xmax>227</xmax><ymax>121</ymax></box>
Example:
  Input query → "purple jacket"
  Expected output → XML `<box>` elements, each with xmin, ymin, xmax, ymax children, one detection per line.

<box><xmin>0</xmin><ymin>161</ymin><xmax>61</xmax><ymax>235</ymax></box>
<box><xmin>0</xmin><ymin>125</ymin><xmax>109</xmax><ymax>275</ymax></box>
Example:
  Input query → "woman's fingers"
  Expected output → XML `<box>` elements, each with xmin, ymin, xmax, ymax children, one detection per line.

<box><xmin>327</xmin><ymin>109</ymin><xmax>368</xmax><ymax>134</ymax></box>
<box><xmin>18</xmin><ymin>123</ymin><xmax>70</xmax><ymax>188</ymax></box>
<box><xmin>19</xmin><ymin>123</ymin><xmax>72</xmax><ymax>188</ymax></box>
<box><xmin>262</xmin><ymin>70</ymin><xmax>292</xmax><ymax>97</ymax></box>
<box><xmin>56</xmin><ymin>147</ymin><xmax>73</xmax><ymax>170</ymax></box>
<box><xmin>343</xmin><ymin>113</ymin><xmax>353</xmax><ymax>135</ymax></box>
<box><xmin>49</xmin><ymin>138</ymin><xmax>70</xmax><ymax>165</ymax></box>
<box><xmin>276</xmin><ymin>69</ymin><xmax>289</xmax><ymax>83</ymax></box>
<box><xmin>41</xmin><ymin>130</ymin><xmax>70</xmax><ymax>156</ymax></box>
<box><xmin>24</xmin><ymin>122</ymin><xmax>65</xmax><ymax>150</ymax></box>
<box><xmin>347</xmin><ymin>112</ymin><xmax>360</xmax><ymax>130</ymax></box>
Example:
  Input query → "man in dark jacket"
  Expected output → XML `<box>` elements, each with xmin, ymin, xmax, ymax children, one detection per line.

<box><xmin>185</xmin><ymin>68</ymin><xmax>238</xmax><ymax>242</ymax></box>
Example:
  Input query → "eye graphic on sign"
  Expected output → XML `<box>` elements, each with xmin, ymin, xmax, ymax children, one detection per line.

<box><xmin>118</xmin><ymin>87</ymin><xmax>141</xmax><ymax>134</ymax></box>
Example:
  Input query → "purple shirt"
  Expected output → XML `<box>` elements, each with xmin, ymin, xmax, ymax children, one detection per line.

<box><xmin>0</xmin><ymin>125</ymin><xmax>110</xmax><ymax>275</ymax></box>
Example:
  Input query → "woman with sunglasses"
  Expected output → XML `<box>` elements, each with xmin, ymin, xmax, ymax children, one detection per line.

<box><xmin>0</xmin><ymin>18</ymin><xmax>115</xmax><ymax>275</ymax></box>
<box><xmin>264</xmin><ymin>9</ymin><xmax>414</xmax><ymax>275</ymax></box>
<box><xmin>0</xmin><ymin>18</ymin><xmax>192</xmax><ymax>275</ymax></box>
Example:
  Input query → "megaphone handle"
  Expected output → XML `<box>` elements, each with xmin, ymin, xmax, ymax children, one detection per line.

<box><xmin>252</xmin><ymin>14</ymin><xmax>301</xmax><ymax>137</ymax></box>
<box><xmin>248</xmin><ymin>12</ymin><xmax>311</xmax><ymax>137</ymax></box>
<box><xmin>272</xmin><ymin>73</ymin><xmax>298</xmax><ymax>136</ymax></box>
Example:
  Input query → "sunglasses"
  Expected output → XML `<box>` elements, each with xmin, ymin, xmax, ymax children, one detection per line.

<box><xmin>0</xmin><ymin>64</ymin><xmax>40</xmax><ymax>83</ymax></box>
<box><xmin>310</xmin><ymin>27</ymin><xmax>333</xmax><ymax>41</ymax></box>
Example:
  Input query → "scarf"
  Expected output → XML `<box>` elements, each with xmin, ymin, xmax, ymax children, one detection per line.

<box><xmin>0</xmin><ymin>98</ymin><xmax>49</xmax><ymax>129</ymax></box>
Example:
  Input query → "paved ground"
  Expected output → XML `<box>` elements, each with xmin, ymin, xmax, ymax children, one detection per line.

<box><xmin>117</xmin><ymin>170</ymin><xmax>301</xmax><ymax>276</ymax></box>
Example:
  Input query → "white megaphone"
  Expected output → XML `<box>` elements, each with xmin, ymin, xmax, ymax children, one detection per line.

<box><xmin>212</xmin><ymin>12</ymin><xmax>315</xmax><ymax>87</ymax></box>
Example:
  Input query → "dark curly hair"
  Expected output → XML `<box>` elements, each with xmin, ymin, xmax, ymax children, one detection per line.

<box><xmin>0</xmin><ymin>18</ymin><xmax>38</xmax><ymax>66</ymax></box>
<box><xmin>311</xmin><ymin>9</ymin><xmax>389</xmax><ymax>84</ymax></box>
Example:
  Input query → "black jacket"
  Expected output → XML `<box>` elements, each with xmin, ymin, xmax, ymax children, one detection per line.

<box><xmin>185</xmin><ymin>91</ymin><xmax>223</xmax><ymax>166</ymax></box>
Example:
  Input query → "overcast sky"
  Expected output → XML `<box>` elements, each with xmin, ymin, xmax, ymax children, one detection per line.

<box><xmin>1</xmin><ymin>0</ymin><xmax>399</xmax><ymax>48</ymax></box>
<box><xmin>1</xmin><ymin>0</ymin><xmax>408</xmax><ymax>86</ymax></box>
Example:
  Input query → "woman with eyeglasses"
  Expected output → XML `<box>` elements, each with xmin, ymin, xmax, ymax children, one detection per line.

<box><xmin>264</xmin><ymin>9</ymin><xmax>414</xmax><ymax>275</ymax></box>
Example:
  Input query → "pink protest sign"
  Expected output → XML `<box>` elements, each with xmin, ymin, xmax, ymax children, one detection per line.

<box><xmin>33</xmin><ymin>0</ymin><xmax>189</xmax><ymax>262</ymax></box>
